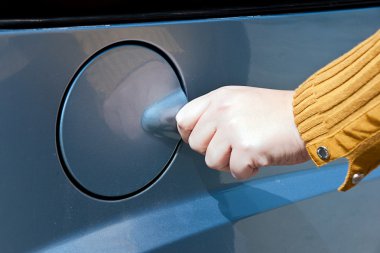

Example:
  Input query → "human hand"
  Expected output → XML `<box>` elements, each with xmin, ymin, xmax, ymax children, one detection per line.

<box><xmin>176</xmin><ymin>86</ymin><xmax>310</xmax><ymax>179</ymax></box>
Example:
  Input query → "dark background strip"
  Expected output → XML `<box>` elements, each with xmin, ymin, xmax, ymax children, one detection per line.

<box><xmin>1</xmin><ymin>0</ymin><xmax>380</xmax><ymax>28</ymax></box>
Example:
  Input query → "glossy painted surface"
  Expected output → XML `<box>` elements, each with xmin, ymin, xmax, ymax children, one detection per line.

<box><xmin>59</xmin><ymin>44</ymin><xmax>184</xmax><ymax>198</ymax></box>
<box><xmin>0</xmin><ymin>7</ymin><xmax>379</xmax><ymax>253</ymax></box>
<box><xmin>37</xmin><ymin>164</ymin><xmax>380</xmax><ymax>252</ymax></box>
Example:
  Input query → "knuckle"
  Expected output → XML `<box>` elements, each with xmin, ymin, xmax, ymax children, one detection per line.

<box><xmin>205</xmin><ymin>154</ymin><xmax>220</xmax><ymax>170</ymax></box>
<box><xmin>231</xmin><ymin>169</ymin><xmax>247</xmax><ymax>180</ymax></box>
<box><xmin>188</xmin><ymin>134</ymin><xmax>196</xmax><ymax>148</ymax></box>
<box><xmin>236</xmin><ymin>142</ymin><xmax>271</xmax><ymax>168</ymax></box>
<box><xmin>256</xmin><ymin>155</ymin><xmax>270</xmax><ymax>167</ymax></box>
<box><xmin>204</xmin><ymin>154</ymin><xmax>214</xmax><ymax>167</ymax></box>
<box><xmin>253</xmin><ymin>149</ymin><xmax>271</xmax><ymax>167</ymax></box>
<box><xmin>175</xmin><ymin>109</ymin><xmax>183</xmax><ymax>122</ymax></box>
<box><xmin>188</xmin><ymin>135</ymin><xmax>205</xmax><ymax>154</ymax></box>
<box><xmin>177</xmin><ymin>121</ymin><xmax>192</xmax><ymax>134</ymax></box>
<box><xmin>175</xmin><ymin>114</ymin><xmax>187</xmax><ymax>130</ymax></box>
<box><xmin>237</xmin><ymin>141</ymin><xmax>255</xmax><ymax>153</ymax></box>
<box><xmin>216</xmin><ymin>101</ymin><xmax>233</xmax><ymax>113</ymax></box>
<box><xmin>231</xmin><ymin>159</ymin><xmax>258</xmax><ymax>180</ymax></box>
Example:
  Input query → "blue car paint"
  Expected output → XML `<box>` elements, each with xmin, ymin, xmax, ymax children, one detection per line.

<box><xmin>0</xmin><ymin>6</ymin><xmax>379</xmax><ymax>253</ymax></box>
<box><xmin>39</xmin><ymin>162</ymin><xmax>380</xmax><ymax>252</ymax></box>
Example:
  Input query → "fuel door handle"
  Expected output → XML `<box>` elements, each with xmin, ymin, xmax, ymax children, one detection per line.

<box><xmin>142</xmin><ymin>88</ymin><xmax>187</xmax><ymax>140</ymax></box>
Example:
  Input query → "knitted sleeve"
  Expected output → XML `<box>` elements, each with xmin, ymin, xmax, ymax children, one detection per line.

<box><xmin>293</xmin><ymin>29</ymin><xmax>380</xmax><ymax>191</ymax></box>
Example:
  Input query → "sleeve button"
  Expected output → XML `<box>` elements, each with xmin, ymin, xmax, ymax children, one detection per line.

<box><xmin>317</xmin><ymin>146</ymin><xmax>330</xmax><ymax>160</ymax></box>
<box><xmin>352</xmin><ymin>173</ymin><xmax>364</xmax><ymax>184</ymax></box>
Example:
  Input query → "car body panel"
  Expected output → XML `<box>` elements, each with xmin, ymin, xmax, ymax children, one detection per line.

<box><xmin>0</xmin><ymin>6</ymin><xmax>379</xmax><ymax>253</ymax></box>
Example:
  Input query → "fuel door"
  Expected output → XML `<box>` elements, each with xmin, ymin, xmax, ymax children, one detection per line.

<box><xmin>58</xmin><ymin>43</ymin><xmax>187</xmax><ymax>199</ymax></box>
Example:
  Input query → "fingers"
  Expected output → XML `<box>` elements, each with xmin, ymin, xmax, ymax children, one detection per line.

<box><xmin>205</xmin><ymin>130</ymin><xmax>231</xmax><ymax>171</ymax></box>
<box><xmin>176</xmin><ymin>94</ymin><xmax>210</xmax><ymax>143</ymax></box>
<box><xmin>229</xmin><ymin>148</ymin><xmax>259</xmax><ymax>180</ymax></box>
<box><xmin>188</xmin><ymin>115</ymin><xmax>216</xmax><ymax>154</ymax></box>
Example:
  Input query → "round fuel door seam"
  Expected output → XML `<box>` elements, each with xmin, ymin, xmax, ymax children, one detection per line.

<box><xmin>57</xmin><ymin>42</ymin><xmax>186</xmax><ymax>200</ymax></box>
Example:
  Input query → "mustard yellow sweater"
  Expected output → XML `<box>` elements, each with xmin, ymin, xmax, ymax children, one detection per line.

<box><xmin>293</xmin><ymin>29</ymin><xmax>380</xmax><ymax>191</ymax></box>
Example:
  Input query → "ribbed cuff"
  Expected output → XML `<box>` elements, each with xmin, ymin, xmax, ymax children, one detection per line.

<box><xmin>292</xmin><ymin>28</ymin><xmax>380</xmax><ymax>191</ymax></box>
